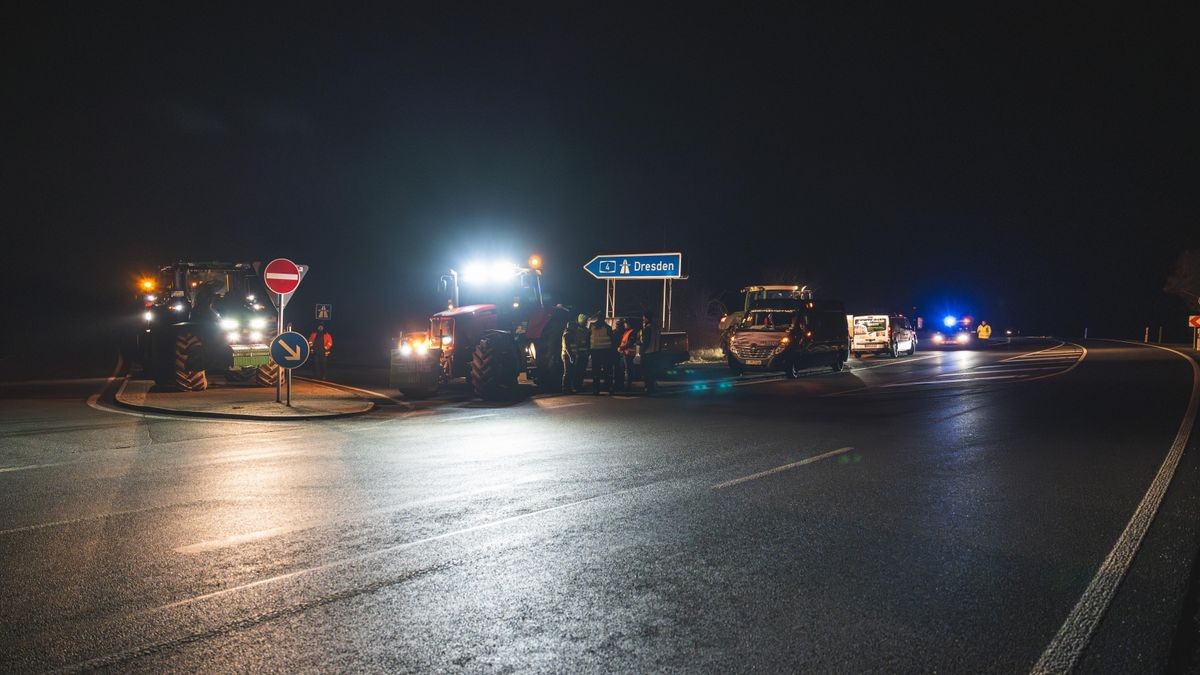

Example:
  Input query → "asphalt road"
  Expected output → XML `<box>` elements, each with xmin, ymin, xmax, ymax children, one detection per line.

<box><xmin>3</xmin><ymin>338</ymin><xmax>1200</xmax><ymax>672</ymax></box>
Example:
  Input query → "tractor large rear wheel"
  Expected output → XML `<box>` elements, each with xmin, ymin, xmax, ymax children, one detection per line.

<box><xmin>174</xmin><ymin>332</ymin><xmax>208</xmax><ymax>391</ymax></box>
<box><xmin>471</xmin><ymin>335</ymin><xmax>518</xmax><ymax>400</ymax></box>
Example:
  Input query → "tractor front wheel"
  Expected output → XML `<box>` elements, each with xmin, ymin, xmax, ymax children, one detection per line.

<box><xmin>255</xmin><ymin>362</ymin><xmax>280</xmax><ymax>387</ymax></box>
<box><xmin>174</xmin><ymin>332</ymin><xmax>208</xmax><ymax>391</ymax></box>
<box><xmin>471</xmin><ymin>335</ymin><xmax>518</xmax><ymax>400</ymax></box>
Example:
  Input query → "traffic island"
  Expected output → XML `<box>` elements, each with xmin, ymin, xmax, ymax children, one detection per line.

<box><xmin>115</xmin><ymin>378</ymin><xmax>375</xmax><ymax>420</ymax></box>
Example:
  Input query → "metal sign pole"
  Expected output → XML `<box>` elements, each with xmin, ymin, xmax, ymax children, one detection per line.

<box><xmin>286</xmin><ymin>368</ymin><xmax>292</xmax><ymax>407</ymax></box>
<box><xmin>276</xmin><ymin>292</ymin><xmax>284</xmax><ymax>403</ymax></box>
<box><xmin>605</xmin><ymin>279</ymin><xmax>616</xmax><ymax>321</ymax></box>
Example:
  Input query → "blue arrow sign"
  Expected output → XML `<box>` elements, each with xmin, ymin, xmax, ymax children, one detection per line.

<box><xmin>583</xmin><ymin>252</ymin><xmax>682</xmax><ymax>279</ymax></box>
<box><xmin>270</xmin><ymin>331</ymin><xmax>310</xmax><ymax>369</ymax></box>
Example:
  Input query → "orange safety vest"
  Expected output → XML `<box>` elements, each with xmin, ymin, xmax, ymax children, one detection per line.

<box><xmin>619</xmin><ymin>328</ymin><xmax>637</xmax><ymax>356</ymax></box>
<box><xmin>309</xmin><ymin>332</ymin><xmax>333</xmax><ymax>352</ymax></box>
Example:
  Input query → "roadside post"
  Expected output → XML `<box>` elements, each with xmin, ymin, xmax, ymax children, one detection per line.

<box><xmin>269</xmin><ymin>332</ymin><xmax>310</xmax><ymax>407</ymax></box>
<box><xmin>263</xmin><ymin>258</ymin><xmax>308</xmax><ymax>403</ymax></box>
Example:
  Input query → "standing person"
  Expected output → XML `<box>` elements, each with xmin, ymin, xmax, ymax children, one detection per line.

<box><xmin>613</xmin><ymin>319</ymin><xmax>630</xmax><ymax>391</ymax></box>
<box><xmin>561</xmin><ymin>313</ymin><xmax>589</xmax><ymax>394</ymax></box>
<box><xmin>308</xmin><ymin>323</ymin><xmax>333</xmax><ymax>380</ymax></box>
<box><xmin>588</xmin><ymin>315</ymin><xmax>616</xmax><ymax>394</ymax></box>
<box><xmin>976</xmin><ymin>320</ymin><xmax>992</xmax><ymax>341</ymax></box>
<box><xmin>638</xmin><ymin>312</ymin><xmax>661</xmax><ymax>393</ymax></box>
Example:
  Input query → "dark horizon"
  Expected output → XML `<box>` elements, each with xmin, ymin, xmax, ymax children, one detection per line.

<box><xmin>7</xmin><ymin>5</ymin><xmax>1198</xmax><ymax>347</ymax></box>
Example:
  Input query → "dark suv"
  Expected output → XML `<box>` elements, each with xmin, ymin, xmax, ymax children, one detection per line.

<box><xmin>725</xmin><ymin>299</ymin><xmax>849</xmax><ymax>378</ymax></box>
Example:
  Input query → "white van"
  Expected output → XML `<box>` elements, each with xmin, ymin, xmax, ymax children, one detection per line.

<box><xmin>852</xmin><ymin>315</ymin><xmax>917</xmax><ymax>358</ymax></box>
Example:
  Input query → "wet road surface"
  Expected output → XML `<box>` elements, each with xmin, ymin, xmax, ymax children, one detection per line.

<box><xmin>2</xmin><ymin>339</ymin><xmax>1199</xmax><ymax>672</ymax></box>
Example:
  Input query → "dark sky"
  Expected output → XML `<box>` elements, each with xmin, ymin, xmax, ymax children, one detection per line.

<box><xmin>7</xmin><ymin>4</ymin><xmax>1198</xmax><ymax>342</ymax></box>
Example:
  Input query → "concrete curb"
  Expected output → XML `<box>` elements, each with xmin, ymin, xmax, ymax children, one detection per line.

<box><xmin>113</xmin><ymin>377</ymin><xmax>376</xmax><ymax>421</ymax></box>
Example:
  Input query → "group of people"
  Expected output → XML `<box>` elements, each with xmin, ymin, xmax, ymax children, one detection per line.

<box><xmin>561</xmin><ymin>312</ymin><xmax>662</xmax><ymax>395</ymax></box>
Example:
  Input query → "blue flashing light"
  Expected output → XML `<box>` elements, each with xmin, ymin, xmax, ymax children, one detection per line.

<box><xmin>943</xmin><ymin>315</ymin><xmax>957</xmax><ymax>328</ymax></box>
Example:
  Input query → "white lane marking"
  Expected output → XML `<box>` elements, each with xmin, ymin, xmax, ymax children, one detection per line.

<box><xmin>1007</xmin><ymin>354</ymin><xmax>1081</xmax><ymax>362</ymax></box>
<box><xmin>174</xmin><ymin>527</ymin><xmax>295</xmax><ymax>554</ymax></box>
<box><xmin>1032</xmin><ymin>340</ymin><xmax>1198</xmax><ymax>673</ymax></box>
<box><xmin>150</xmin><ymin>487</ymin><xmax>622</xmax><ymax>612</ymax></box>
<box><xmin>880</xmin><ymin>374</ymin><xmax>1027</xmax><ymax>387</ymax></box>
<box><xmin>1001</xmin><ymin>341</ymin><xmax>1066</xmax><ymax>362</ymax></box>
<box><xmin>1021</xmin><ymin>342</ymin><xmax>1087</xmax><ymax>382</ymax></box>
<box><xmin>438</xmin><ymin>413</ymin><xmax>498</xmax><ymax>422</ymax></box>
<box><xmin>851</xmin><ymin>353</ymin><xmax>940</xmax><ymax>371</ymax></box>
<box><xmin>0</xmin><ymin>461</ymin><xmax>75</xmax><ymax>474</ymax></box>
<box><xmin>0</xmin><ymin>500</ymin><xmax>227</xmax><ymax>537</ymax></box>
<box><xmin>937</xmin><ymin>367</ymin><xmax>1061</xmax><ymax>376</ymax></box>
<box><xmin>712</xmin><ymin>447</ymin><xmax>854</xmax><ymax>490</ymax></box>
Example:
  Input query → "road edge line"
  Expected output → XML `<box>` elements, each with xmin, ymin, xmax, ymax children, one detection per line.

<box><xmin>1031</xmin><ymin>340</ymin><xmax>1200</xmax><ymax>673</ymax></box>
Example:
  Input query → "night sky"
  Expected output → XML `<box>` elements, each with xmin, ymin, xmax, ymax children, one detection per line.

<box><xmin>7</xmin><ymin>5</ymin><xmax>1198</xmax><ymax>348</ymax></box>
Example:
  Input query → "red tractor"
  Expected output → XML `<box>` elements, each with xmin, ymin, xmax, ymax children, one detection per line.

<box><xmin>391</xmin><ymin>257</ymin><xmax>570</xmax><ymax>400</ymax></box>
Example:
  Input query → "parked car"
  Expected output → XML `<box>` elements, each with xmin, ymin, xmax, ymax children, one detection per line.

<box><xmin>851</xmin><ymin>314</ymin><xmax>917</xmax><ymax>358</ymax></box>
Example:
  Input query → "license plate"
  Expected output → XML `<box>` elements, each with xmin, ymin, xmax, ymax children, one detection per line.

<box><xmin>744</xmin><ymin>359</ymin><xmax>763</xmax><ymax>366</ymax></box>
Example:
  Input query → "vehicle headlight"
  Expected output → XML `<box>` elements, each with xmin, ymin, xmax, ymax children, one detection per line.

<box><xmin>956</xmin><ymin>333</ymin><xmax>970</xmax><ymax>343</ymax></box>
<box><xmin>441</xmin><ymin>335</ymin><xmax>453</xmax><ymax>346</ymax></box>
<box><xmin>248</xmin><ymin>317</ymin><xmax>267</xmax><ymax>330</ymax></box>
<box><xmin>415</xmin><ymin>341</ymin><xmax>429</xmax><ymax>355</ymax></box>
<box><xmin>143</xmin><ymin>311</ymin><xmax>153</xmax><ymax>322</ymax></box>
<box><xmin>172</xmin><ymin>303</ymin><xmax>186</xmax><ymax>312</ymax></box>
<box><xmin>226</xmin><ymin>332</ymin><xmax>239</xmax><ymax>342</ymax></box>
<box><xmin>219</xmin><ymin>318</ymin><xmax>239</xmax><ymax>330</ymax></box>
<box><xmin>933</xmin><ymin>334</ymin><xmax>944</xmax><ymax>343</ymax></box>
<box><xmin>249</xmin><ymin>331</ymin><xmax>263</xmax><ymax>342</ymax></box>
<box><xmin>400</xmin><ymin>343</ymin><xmax>413</xmax><ymax>356</ymax></box>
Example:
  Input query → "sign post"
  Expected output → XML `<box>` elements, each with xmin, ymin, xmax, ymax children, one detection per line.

<box><xmin>263</xmin><ymin>258</ymin><xmax>307</xmax><ymax>404</ymax></box>
<box><xmin>583</xmin><ymin>252</ymin><xmax>683</xmax><ymax>325</ymax></box>
<box><xmin>1189</xmin><ymin>316</ymin><xmax>1200</xmax><ymax>351</ymax></box>
<box><xmin>269</xmin><ymin>332</ymin><xmax>310</xmax><ymax>407</ymax></box>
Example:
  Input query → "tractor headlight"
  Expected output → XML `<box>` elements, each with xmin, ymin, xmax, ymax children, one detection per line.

<box><xmin>415</xmin><ymin>340</ymin><xmax>429</xmax><ymax>355</ymax></box>
<box><xmin>143</xmin><ymin>311</ymin><xmax>153</xmax><ymax>322</ymax></box>
<box><xmin>248</xmin><ymin>317</ymin><xmax>267</xmax><ymax>330</ymax></box>
<box><xmin>400</xmin><ymin>343</ymin><xmax>413</xmax><ymax>356</ymax></box>
<box><xmin>956</xmin><ymin>333</ymin><xmax>970</xmax><ymax>344</ymax></box>
<box><xmin>249</xmin><ymin>331</ymin><xmax>263</xmax><ymax>342</ymax></box>
<box><xmin>441</xmin><ymin>335</ymin><xmax>453</xmax><ymax>346</ymax></box>
<box><xmin>220</xmin><ymin>318</ymin><xmax>239</xmax><ymax>330</ymax></box>
<box><xmin>172</xmin><ymin>303</ymin><xmax>186</xmax><ymax>312</ymax></box>
<box><xmin>226</xmin><ymin>332</ymin><xmax>239</xmax><ymax>342</ymax></box>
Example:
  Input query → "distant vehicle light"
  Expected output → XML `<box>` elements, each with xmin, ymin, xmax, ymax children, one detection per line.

<box><xmin>441</xmin><ymin>335</ymin><xmax>453</xmax><ymax>346</ymax></box>
<box><xmin>943</xmin><ymin>315</ymin><xmax>957</xmax><ymax>328</ymax></box>
<box><xmin>528</xmin><ymin>255</ymin><xmax>542</xmax><ymax>269</ymax></box>
<box><xmin>956</xmin><ymin>333</ymin><xmax>970</xmax><ymax>344</ymax></box>
<box><xmin>139</xmin><ymin>279</ymin><xmax>156</xmax><ymax>291</ymax></box>
<box><xmin>143</xmin><ymin>311</ymin><xmax>153</xmax><ymax>322</ymax></box>
<box><xmin>144</xmin><ymin>294</ymin><xmax>156</xmax><ymax>303</ymax></box>
<box><xmin>246</xmin><ymin>294</ymin><xmax>256</xmax><ymax>302</ymax></box>
<box><xmin>933</xmin><ymin>334</ymin><xmax>945</xmax><ymax>343</ymax></box>
<box><xmin>400</xmin><ymin>342</ymin><xmax>413</xmax><ymax>356</ymax></box>
<box><xmin>226</xmin><ymin>332</ymin><xmax>239</xmax><ymax>342</ymax></box>
<box><xmin>1006</xmin><ymin>329</ymin><xmax>1013</xmax><ymax>335</ymax></box>
<box><xmin>513</xmin><ymin>301</ymin><xmax>520</xmax><ymax>308</ymax></box>
<box><xmin>248</xmin><ymin>317</ymin><xmax>267</xmax><ymax>330</ymax></box>
<box><xmin>219</xmin><ymin>318</ymin><xmax>239</xmax><ymax>330</ymax></box>
<box><xmin>249</xmin><ymin>331</ymin><xmax>263</xmax><ymax>342</ymax></box>
<box><xmin>172</xmin><ymin>303</ymin><xmax>186</xmax><ymax>312</ymax></box>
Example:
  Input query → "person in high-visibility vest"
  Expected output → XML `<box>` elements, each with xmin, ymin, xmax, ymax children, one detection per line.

<box><xmin>976</xmin><ymin>320</ymin><xmax>992</xmax><ymax>341</ymax></box>
<box><xmin>561</xmin><ymin>313</ymin><xmax>590</xmax><ymax>394</ymax></box>
<box><xmin>588</xmin><ymin>316</ymin><xmax>616</xmax><ymax>394</ymax></box>
<box><xmin>308</xmin><ymin>324</ymin><xmax>334</xmax><ymax>379</ymax></box>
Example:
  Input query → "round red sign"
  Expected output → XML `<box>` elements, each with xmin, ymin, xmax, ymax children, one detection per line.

<box><xmin>263</xmin><ymin>258</ymin><xmax>301</xmax><ymax>295</ymax></box>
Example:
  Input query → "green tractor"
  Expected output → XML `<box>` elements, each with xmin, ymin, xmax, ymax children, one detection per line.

<box><xmin>135</xmin><ymin>262</ymin><xmax>279</xmax><ymax>391</ymax></box>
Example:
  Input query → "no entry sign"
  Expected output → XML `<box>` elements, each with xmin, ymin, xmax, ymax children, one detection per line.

<box><xmin>263</xmin><ymin>258</ymin><xmax>302</xmax><ymax>295</ymax></box>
